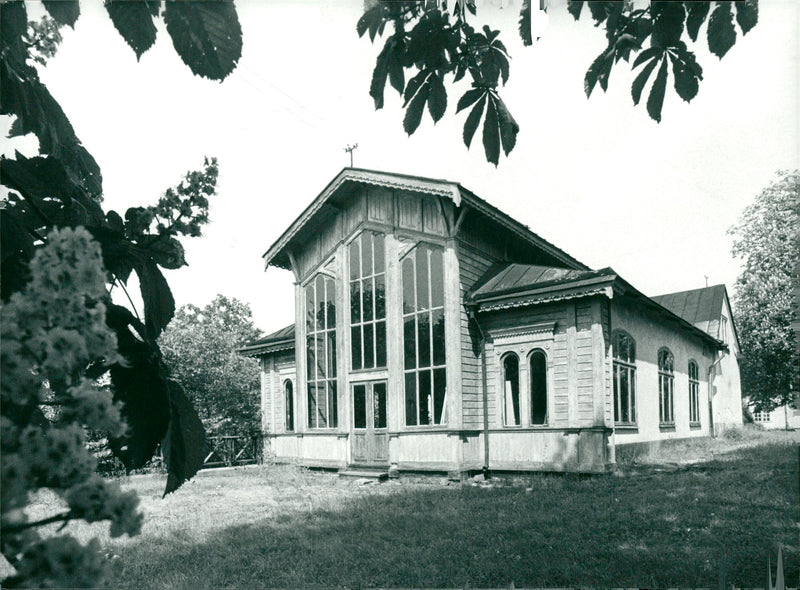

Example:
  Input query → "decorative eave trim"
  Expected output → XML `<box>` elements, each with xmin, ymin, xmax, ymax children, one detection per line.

<box><xmin>340</xmin><ymin>169</ymin><xmax>462</xmax><ymax>205</ymax></box>
<box><xmin>492</xmin><ymin>321</ymin><xmax>556</xmax><ymax>340</ymax></box>
<box><xmin>477</xmin><ymin>286</ymin><xmax>613</xmax><ymax>312</ymax></box>
<box><xmin>238</xmin><ymin>340</ymin><xmax>295</xmax><ymax>358</ymax></box>
<box><xmin>262</xmin><ymin>168</ymin><xmax>461</xmax><ymax>269</ymax></box>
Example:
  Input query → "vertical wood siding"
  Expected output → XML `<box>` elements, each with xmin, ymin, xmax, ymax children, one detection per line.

<box><xmin>481</xmin><ymin>305</ymin><xmax>571</xmax><ymax>427</ymax></box>
<box><xmin>576</xmin><ymin>301</ymin><xmax>594</xmax><ymax>424</ymax></box>
<box><xmin>601</xmin><ymin>300</ymin><xmax>613</xmax><ymax>424</ymax></box>
<box><xmin>456</xmin><ymin>240</ymin><xmax>499</xmax><ymax>429</ymax></box>
<box><xmin>479</xmin><ymin>299</ymin><xmax>608</xmax><ymax>429</ymax></box>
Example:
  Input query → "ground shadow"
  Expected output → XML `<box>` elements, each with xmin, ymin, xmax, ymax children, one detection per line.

<box><xmin>107</xmin><ymin>443</ymin><xmax>798</xmax><ymax>589</ymax></box>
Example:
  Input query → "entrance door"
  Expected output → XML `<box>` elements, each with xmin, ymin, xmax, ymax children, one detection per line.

<box><xmin>351</xmin><ymin>381</ymin><xmax>389</xmax><ymax>465</ymax></box>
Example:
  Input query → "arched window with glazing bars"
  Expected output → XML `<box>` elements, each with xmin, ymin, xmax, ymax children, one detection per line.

<box><xmin>658</xmin><ymin>348</ymin><xmax>675</xmax><ymax>424</ymax></box>
<box><xmin>284</xmin><ymin>379</ymin><xmax>294</xmax><ymax>432</ymax></box>
<box><xmin>612</xmin><ymin>330</ymin><xmax>636</xmax><ymax>425</ymax></box>
<box><xmin>349</xmin><ymin>231</ymin><xmax>386</xmax><ymax>371</ymax></box>
<box><xmin>502</xmin><ymin>353</ymin><xmax>520</xmax><ymax>426</ymax></box>
<box><xmin>688</xmin><ymin>360</ymin><xmax>700</xmax><ymax>425</ymax></box>
<box><xmin>305</xmin><ymin>274</ymin><xmax>337</xmax><ymax>429</ymax></box>
<box><xmin>530</xmin><ymin>349</ymin><xmax>548</xmax><ymax>425</ymax></box>
<box><xmin>402</xmin><ymin>244</ymin><xmax>446</xmax><ymax>426</ymax></box>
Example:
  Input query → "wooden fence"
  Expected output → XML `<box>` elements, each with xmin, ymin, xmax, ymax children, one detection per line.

<box><xmin>202</xmin><ymin>434</ymin><xmax>262</xmax><ymax>468</ymax></box>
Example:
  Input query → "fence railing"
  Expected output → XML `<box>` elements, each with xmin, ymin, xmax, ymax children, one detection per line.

<box><xmin>202</xmin><ymin>434</ymin><xmax>262</xmax><ymax>468</ymax></box>
<box><xmin>92</xmin><ymin>433</ymin><xmax>263</xmax><ymax>474</ymax></box>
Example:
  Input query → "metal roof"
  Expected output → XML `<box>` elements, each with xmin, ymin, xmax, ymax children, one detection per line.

<box><xmin>651</xmin><ymin>284</ymin><xmax>739</xmax><ymax>349</ymax></box>
<box><xmin>469</xmin><ymin>263</ymin><xmax>726</xmax><ymax>349</ymax></box>
<box><xmin>238</xmin><ymin>324</ymin><xmax>295</xmax><ymax>357</ymax></box>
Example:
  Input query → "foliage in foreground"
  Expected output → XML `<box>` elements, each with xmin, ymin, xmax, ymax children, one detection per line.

<box><xmin>730</xmin><ymin>170</ymin><xmax>799</xmax><ymax>411</ymax></box>
<box><xmin>359</xmin><ymin>0</ymin><xmax>759</xmax><ymax>165</ymax></box>
<box><xmin>1</xmin><ymin>0</ymin><xmax>242</xmax><ymax>499</ymax></box>
<box><xmin>1</xmin><ymin>2</ymin><xmax>243</xmax><ymax>586</ymax></box>
<box><xmin>159</xmin><ymin>295</ymin><xmax>262</xmax><ymax>436</ymax></box>
<box><xmin>0</xmin><ymin>228</ymin><xmax>143</xmax><ymax>588</ymax></box>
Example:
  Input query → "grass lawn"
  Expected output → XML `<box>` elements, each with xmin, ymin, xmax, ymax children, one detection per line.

<box><xmin>24</xmin><ymin>429</ymin><xmax>800</xmax><ymax>588</ymax></box>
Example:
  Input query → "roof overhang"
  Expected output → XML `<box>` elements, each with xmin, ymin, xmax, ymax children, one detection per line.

<box><xmin>262</xmin><ymin>168</ymin><xmax>588</xmax><ymax>272</ymax></box>
<box><xmin>472</xmin><ymin>273</ymin><xmax>616</xmax><ymax>312</ymax></box>
<box><xmin>262</xmin><ymin>168</ymin><xmax>462</xmax><ymax>271</ymax></box>
<box><xmin>238</xmin><ymin>338</ymin><xmax>295</xmax><ymax>358</ymax></box>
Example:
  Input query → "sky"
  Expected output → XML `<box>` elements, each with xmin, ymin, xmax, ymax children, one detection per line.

<box><xmin>6</xmin><ymin>0</ymin><xmax>799</xmax><ymax>335</ymax></box>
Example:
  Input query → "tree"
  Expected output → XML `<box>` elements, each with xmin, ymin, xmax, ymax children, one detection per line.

<box><xmin>1</xmin><ymin>228</ymin><xmax>143</xmax><ymax>587</ymax></box>
<box><xmin>159</xmin><ymin>296</ymin><xmax>262</xmax><ymax>437</ymax></box>
<box><xmin>358</xmin><ymin>0</ymin><xmax>759</xmax><ymax>165</ymax></box>
<box><xmin>729</xmin><ymin>170</ymin><xmax>799</xmax><ymax>412</ymax></box>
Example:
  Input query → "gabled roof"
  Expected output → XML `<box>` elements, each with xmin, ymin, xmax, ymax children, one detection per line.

<box><xmin>650</xmin><ymin>285</ymin><xmax>725</xmax><ymax>335</ymax></box>
<box><xmin>651</xmin><ymin>284</ymin><xmax>740</xmax><ymax>350</ymax></box>
<box><xmin>468</xmin><ymin>263</ymin><xmax>726</xmax><ymax>349</ymax></box>
<box><xmin>238</xmin><ymin>324</ymin><xmax>295</xmax><ymax>357</ymax></box>
<box><xmin>262</xmin><ymin>168</ymin><xmax>588</xmax><ymax>272</ymax></box>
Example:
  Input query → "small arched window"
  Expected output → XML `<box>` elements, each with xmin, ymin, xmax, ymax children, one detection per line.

<box><xmin>612</xmin><ymin>330</ymin><xmax>636</xmax><ymax>424</ymax></box>
<box><xmin>658</xmin><ymin>348</ymin><xmax>675</xmax><ymax>424</ymax></box>
<box><xmin>284</xmin><ymin>379</ymin><xmax>294</xmax><ymax>432</ymax></box>
<box><xmin>502</xmin><ymin>354</ymin><xmax>520</xmax><ymax>426</ymax></box>
<box><xmin>688</xmin><ymin>360</ymin><xmax>700</xmax><ymax>424</ymax></box>
<box><xmin>530</xmin><ymin>350</ymin><xmax>547</xmax><ymax>425</ymax></box>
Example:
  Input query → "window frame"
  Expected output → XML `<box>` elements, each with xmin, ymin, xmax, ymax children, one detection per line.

<box><xmin>284</xmin><ymin>379</ymin><xmax>294</xmax><ymax>432</ymax></box>
<box><xmin>348</xmin><ymin>231</ymin><xmax>387</xmax><ymax>372</ymax></box>
<box><xmin>304</xmin><ymin>273</ymin><xmax>338</xmax><ymax>430</ymax></box>
<box><xmin>501</xmin><ymin>352</ymin><xmax>521</xmax><ymax>427</ymax></box>
<box><xmin>688</xmin><ymin>360</ymin><xmax>700</xmax><ymax>425</ymax></box>
<box><xmin>658</xmin><ymin>347</ymin><xmax>675</xmax><ymax>426</ymax></box>
<box><xmin>401</xmin><ymin>242</ymin><xmax>447</xmax><ymax>428</ymax></box>
<box><xmin>529</xmin><ymin>348</ymin><xmax>548</xmax><ymax>426</ymax></box>
<box><xmin>612</xmin><ymin>330</ymin><xmax>637</xmax><ymax>426</ymax></box>
<box><xmin>753</xmin><ymin>410</ymin><xmax>770</xmax><ymax>423</ymax></box>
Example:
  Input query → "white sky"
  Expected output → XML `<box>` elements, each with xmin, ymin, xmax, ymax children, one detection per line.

<box><xmin>10</xmin><ymin>0</ymin><xmax>800</xmax><ymax>334</ymax></box>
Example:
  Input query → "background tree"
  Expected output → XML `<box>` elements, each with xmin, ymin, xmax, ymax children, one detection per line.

<box><xmin>159</xmin><ymin>295</ymin><xmax>262</xmax><ymax>437</ymax></box>
<box><xmin>729</xmin><ymin>170</ymin><xmax>799</xmax><ymax>413</ymax></box>
<box><xmin>358</xmin><ymin>0</ymin><xmax>759</xmax><ymax>165</ymax></box>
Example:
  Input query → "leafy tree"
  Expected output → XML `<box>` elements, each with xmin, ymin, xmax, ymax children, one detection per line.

<box><xmin>159</xmin><ymin>295</ymin><xmax>262</xmax><ymax>437</ymax></box>
<box><xmin>729</xmin><ymin>170</ymin><xmax>799</xmax><ymax>412</ymax></box>
<box><xmin>1</xmin><ymin>2</ymin><xmax>242</xmax><ymax>586</ymax></box>
<box><xmin>1</xmin><ymin>227</ymin><xmax>143</xmax><ymax>588</ymax></box>
<box><xmin>358</xmin><ymin>0</ymin><xmax>759</xmax><ymax>165</ymax></box>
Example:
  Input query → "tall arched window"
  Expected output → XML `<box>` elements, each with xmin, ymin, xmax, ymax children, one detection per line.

<box><xmin>502</xmin><ymin>354</ymin><xmax>520</xmax><ymax>426</ymax></box>
<box><xmin>349</xmin><ymin>231</ymin><xmax>386</xmax><ymax>370</ymax></box>
<box><xmin>530</xmin><ymin>350</ymin><xmax>547</xmax><ymax>425</ymax></box>
<box><xmin>306</xmin><ymin>274</ymin><xmax>337</xmax><ymax>429</ymax></box>
<box><xmin>658</xmin><ymin>348</ymin><xmax>675</xmax><ymax>424</ymax></box>
<box><xmin>284</xmin><ymin>379</ymin><xmax>294</xmax><ymax>432</ymax></box>
<box><xmin>402</xmin><ymin>244</ymin><xmax>446</xmax><ymax>426</ymax></box>
<box><xmin>612</xmin><ymin>330</ymin><xmax>636</xmax><ymax>424</ymax></box>
<box><xmin>688</xmin><ymin>360</ymin><xmax>700</xmax><ymax>424</ymax></box>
